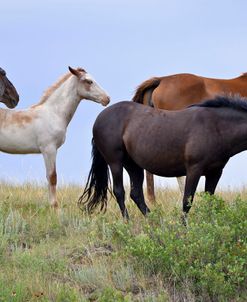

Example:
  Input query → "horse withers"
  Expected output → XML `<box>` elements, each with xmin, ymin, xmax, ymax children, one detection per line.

<box><xmin>133</xmin><ymin>72</ymin><xmax>247</xmax><ymax>202</ymax></box>
<box><xmin>0</xmin><ymin>66</ymin><xmax>110</xmax><ymax>207</ymax></box>
<box><xmin>0</xmin><ymin>67</ymin><xmax>19</xmax><ymax>108</ymax></box>
<box><xmin>80</xmin><ymin>96</ymin><xmax>247</xmax><ymax>219</ymax></box>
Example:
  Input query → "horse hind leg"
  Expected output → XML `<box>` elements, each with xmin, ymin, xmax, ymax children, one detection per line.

<box><xmin>110</xmin><ymin>161</ymin><xmax>129</xmax><ymax>219</ymax></box>
<box><xmin>177</xmin><ymin>176</ymin><xmax>185</xmax><ymax>194</ymax></box>
<box><xmin>125</xmin><ymin>159</ymin><xmax>150</xmax><ymax>216</ymax></box>
<box><xmin>146</xmin><ymin>171</ymin><xmax>156</xmax><ymax>203</ymax></box>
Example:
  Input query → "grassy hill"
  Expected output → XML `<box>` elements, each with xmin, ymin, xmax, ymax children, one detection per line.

<box><xmin>0</xmin><ymin>183</ymin><xmax>246</xmax><ymax>301</ymax></box>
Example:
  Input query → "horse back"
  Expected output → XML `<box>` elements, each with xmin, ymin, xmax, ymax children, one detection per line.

<box><xmin>142</xmin><ymin>73</ymin><xmax>247</xmax><ymax>110</ymax></box>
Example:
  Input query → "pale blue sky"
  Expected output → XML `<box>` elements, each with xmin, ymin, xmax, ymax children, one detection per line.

<box><xmin>1</xmin><ymin>0</ymin><xmax>247</xmax><ymax>187</ymax></box>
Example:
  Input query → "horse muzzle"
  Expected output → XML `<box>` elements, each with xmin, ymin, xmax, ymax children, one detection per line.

<box><xmin>4</xmin><ymin>93</ymin><xmax>19</xmax><ymax>108</ymax></box>
<box><xmin>101</xmin><ymin>96</ymin><xmax>110</xmax><ymax>106</ymax></box>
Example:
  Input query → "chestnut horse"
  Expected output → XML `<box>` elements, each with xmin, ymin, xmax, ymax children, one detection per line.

<box><xmin>133</xmin><ymin>72</ymin><xmax>247</xmax><ymax>202</ymax></box>
<box><xmin>80</xmin><ymin>96</ymin><xmax>247</xmax><ymax>219</ymax></box>
<box><xmin>0</xmin><ymin>67</ymin><xmax>110</xmax><ymax>207</ymax></box>
<box><xmin>0</xmin><ymin>67</ymin><xmax>19</xmax><ymax>108</ymax></box>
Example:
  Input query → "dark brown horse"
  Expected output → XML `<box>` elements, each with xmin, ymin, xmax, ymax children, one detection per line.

<box><xmin>0</xmin><ymin>67</ymin><xmax>19</xmax><ymax>108</ymax></box>
<box><xmin>133</xmin><ymin>72</ymin><xmax>247</xmax><ymax>202</ymax></box>
<box><xmin>80</xmin><ymin>96</ymin><xmax>247</xmax><ymax>219</ymax></box>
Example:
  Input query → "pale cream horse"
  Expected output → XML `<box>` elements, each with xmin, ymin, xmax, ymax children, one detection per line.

<box><xmin>0</xmin><ymin>67</ymin><xmax>110</xmax><ymax>207</ymax></box>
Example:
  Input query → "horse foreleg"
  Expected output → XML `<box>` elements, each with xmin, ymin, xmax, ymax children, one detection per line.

<box><xmin>182</xmin><ymin>168</ymin><xmax>201</xmax><ymax>215</ymax></box>
<box><xmin>146</xmin><ymin>171</ymin><xmax>156</xmax><ymax>203</ymax></box>
<box><xmin>205</xmin><ymin>169</ymin><xmax>223</xmax><ymax>194</ymax></box>
<box><xmin>42</xmin><ymin>148</ymin><xmax>58</xmax><ymax>208</ymax></box>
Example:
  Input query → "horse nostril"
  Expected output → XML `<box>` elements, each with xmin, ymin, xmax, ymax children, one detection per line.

<box><xmin>102</xmin><ymin>96</ymin><xmax>110</xmax><ymax>106</ymax></box>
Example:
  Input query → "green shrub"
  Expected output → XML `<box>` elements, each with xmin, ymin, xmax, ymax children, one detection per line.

<box><xmin>97</xmin><ymin>287</ymin><xmax>131</xmax><ymax>302</ymax></box>
<box><xmin>112</xmin><ymin>194</ymin><xmax>247</xmax><ymax>301</ymax></box>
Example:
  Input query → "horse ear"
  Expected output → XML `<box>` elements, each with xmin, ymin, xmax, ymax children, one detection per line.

<box><xmin>68</xmin><ymin>66</ymin><xmax>81</xmax><ymax>78</ymax></box>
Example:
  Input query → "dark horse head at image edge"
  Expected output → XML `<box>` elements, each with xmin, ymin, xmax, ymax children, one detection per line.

<box><xmin>79</xmin><ymin>96</ymin><xmax>247</xmax><ymax>219</ymax></box>
<box><xmin>0</xmin><ymin>67</ymin><xmax>19</xmax><ymax>108</ymax></box>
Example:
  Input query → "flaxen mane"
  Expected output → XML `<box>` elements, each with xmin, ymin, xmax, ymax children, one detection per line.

<box><xmin>191</xmin><ymin>95</ymin><xmax>247</xmax><ymax>112</ymax></box>
<box><xmin>38</xmin><ymin>73</ymin><xmax>72</xmax><ymax>105</ymax></box>
<box><xmin>33</xmin><ymin>68</ymin><xmax>86</xmax><ymax>107</ymax></box>
<box><xmin>132</xmin><ymin>77</ymin><xmax>161</xmax><ymax>103</ymax></box>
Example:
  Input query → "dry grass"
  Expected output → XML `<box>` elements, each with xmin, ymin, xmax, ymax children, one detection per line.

<box><xmin>0</xmin><ymin>182</ymin><xmax>246</xmax><ymax>301</ymax></box>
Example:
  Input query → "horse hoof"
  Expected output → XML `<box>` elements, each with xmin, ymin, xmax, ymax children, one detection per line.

<box><xmin>52</xmin><ymin>202</ymin><xmax>59</xmax><ymax>208</ymax></box>
<box><xmin>181</xmin><ymin>214</ymin><xmax>188</xmax><ymax>226</ymax></box>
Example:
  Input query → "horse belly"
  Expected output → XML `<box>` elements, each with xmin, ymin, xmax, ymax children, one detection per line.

<box><xmin>139</xmin><ymin>157</ymin><xmax>186</xmax><ymax>177</ymax></box>
<box><xmin>126</xmin><ymin>142</ymin><xmax>186</xmax><ymax>177</ymax></box>
<box><xmin>0</xmin><ymin>130</ymin><xmax>40</xmax><ymax>154</ymax></box>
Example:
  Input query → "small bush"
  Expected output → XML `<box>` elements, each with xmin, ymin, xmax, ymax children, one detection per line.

<box><xmin>112</xmin><ymin>194</ymin><xmax>247</xmax><ymax>301</ymax></box>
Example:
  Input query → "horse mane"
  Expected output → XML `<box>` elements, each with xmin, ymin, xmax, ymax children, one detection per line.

<box><xmin>191</xmin><ymin>95</ymin><xmax>247</xmax><ymax>113</ymax></box>
<box><xmin>33</xmin><ymin>67</ymin><xmax>86</xmax><ymax>107</ymax></box>
<box><xmin>132</xmin><ymin>77</ymin><xmax>161</xmax><ymax>103</ymax></box>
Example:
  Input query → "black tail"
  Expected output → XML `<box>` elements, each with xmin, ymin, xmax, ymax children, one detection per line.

<box><xmin>78</xmin><ymin>139</ymin><xmax>111</xmax><ymax>213</ymax></box>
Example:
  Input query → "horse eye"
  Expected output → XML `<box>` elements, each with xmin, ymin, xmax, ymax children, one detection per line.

<box><xmin>85</xmin><ymin>79</ymin><xmax>93</xmax><ymax>85</ymax></box>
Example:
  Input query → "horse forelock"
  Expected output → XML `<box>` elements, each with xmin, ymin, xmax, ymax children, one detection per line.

<box><xmin>190</xmin><ymin>95</ymin><xmax>247</xmax><ymax>113</ymax></box>
<box><xmin>132</xmin><ymin>77</ymin><xmax>161</xmax><ymax>103</ymax></box>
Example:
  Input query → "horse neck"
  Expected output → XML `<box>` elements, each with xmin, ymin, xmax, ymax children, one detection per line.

<box><xmin>226</xmin><ymin>112</ymin><xmax>247</xmax><ymax>155</ymax></box>
<box><xmin>39</xmin><ymin>76</ymin><xmax>80</xmax><ymax>126</ymax></box>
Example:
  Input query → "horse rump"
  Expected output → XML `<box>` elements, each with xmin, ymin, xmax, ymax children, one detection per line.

<box><xmin>132</xmin><ymin>77</ymin><xmax>161</xmax><ymax>104</ymax></box>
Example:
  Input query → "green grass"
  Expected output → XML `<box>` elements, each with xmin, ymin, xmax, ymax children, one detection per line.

<box><xmin>0</xmin><ymin>183</ymin><xmax>246</xmax><ymax>301</ymax></box>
